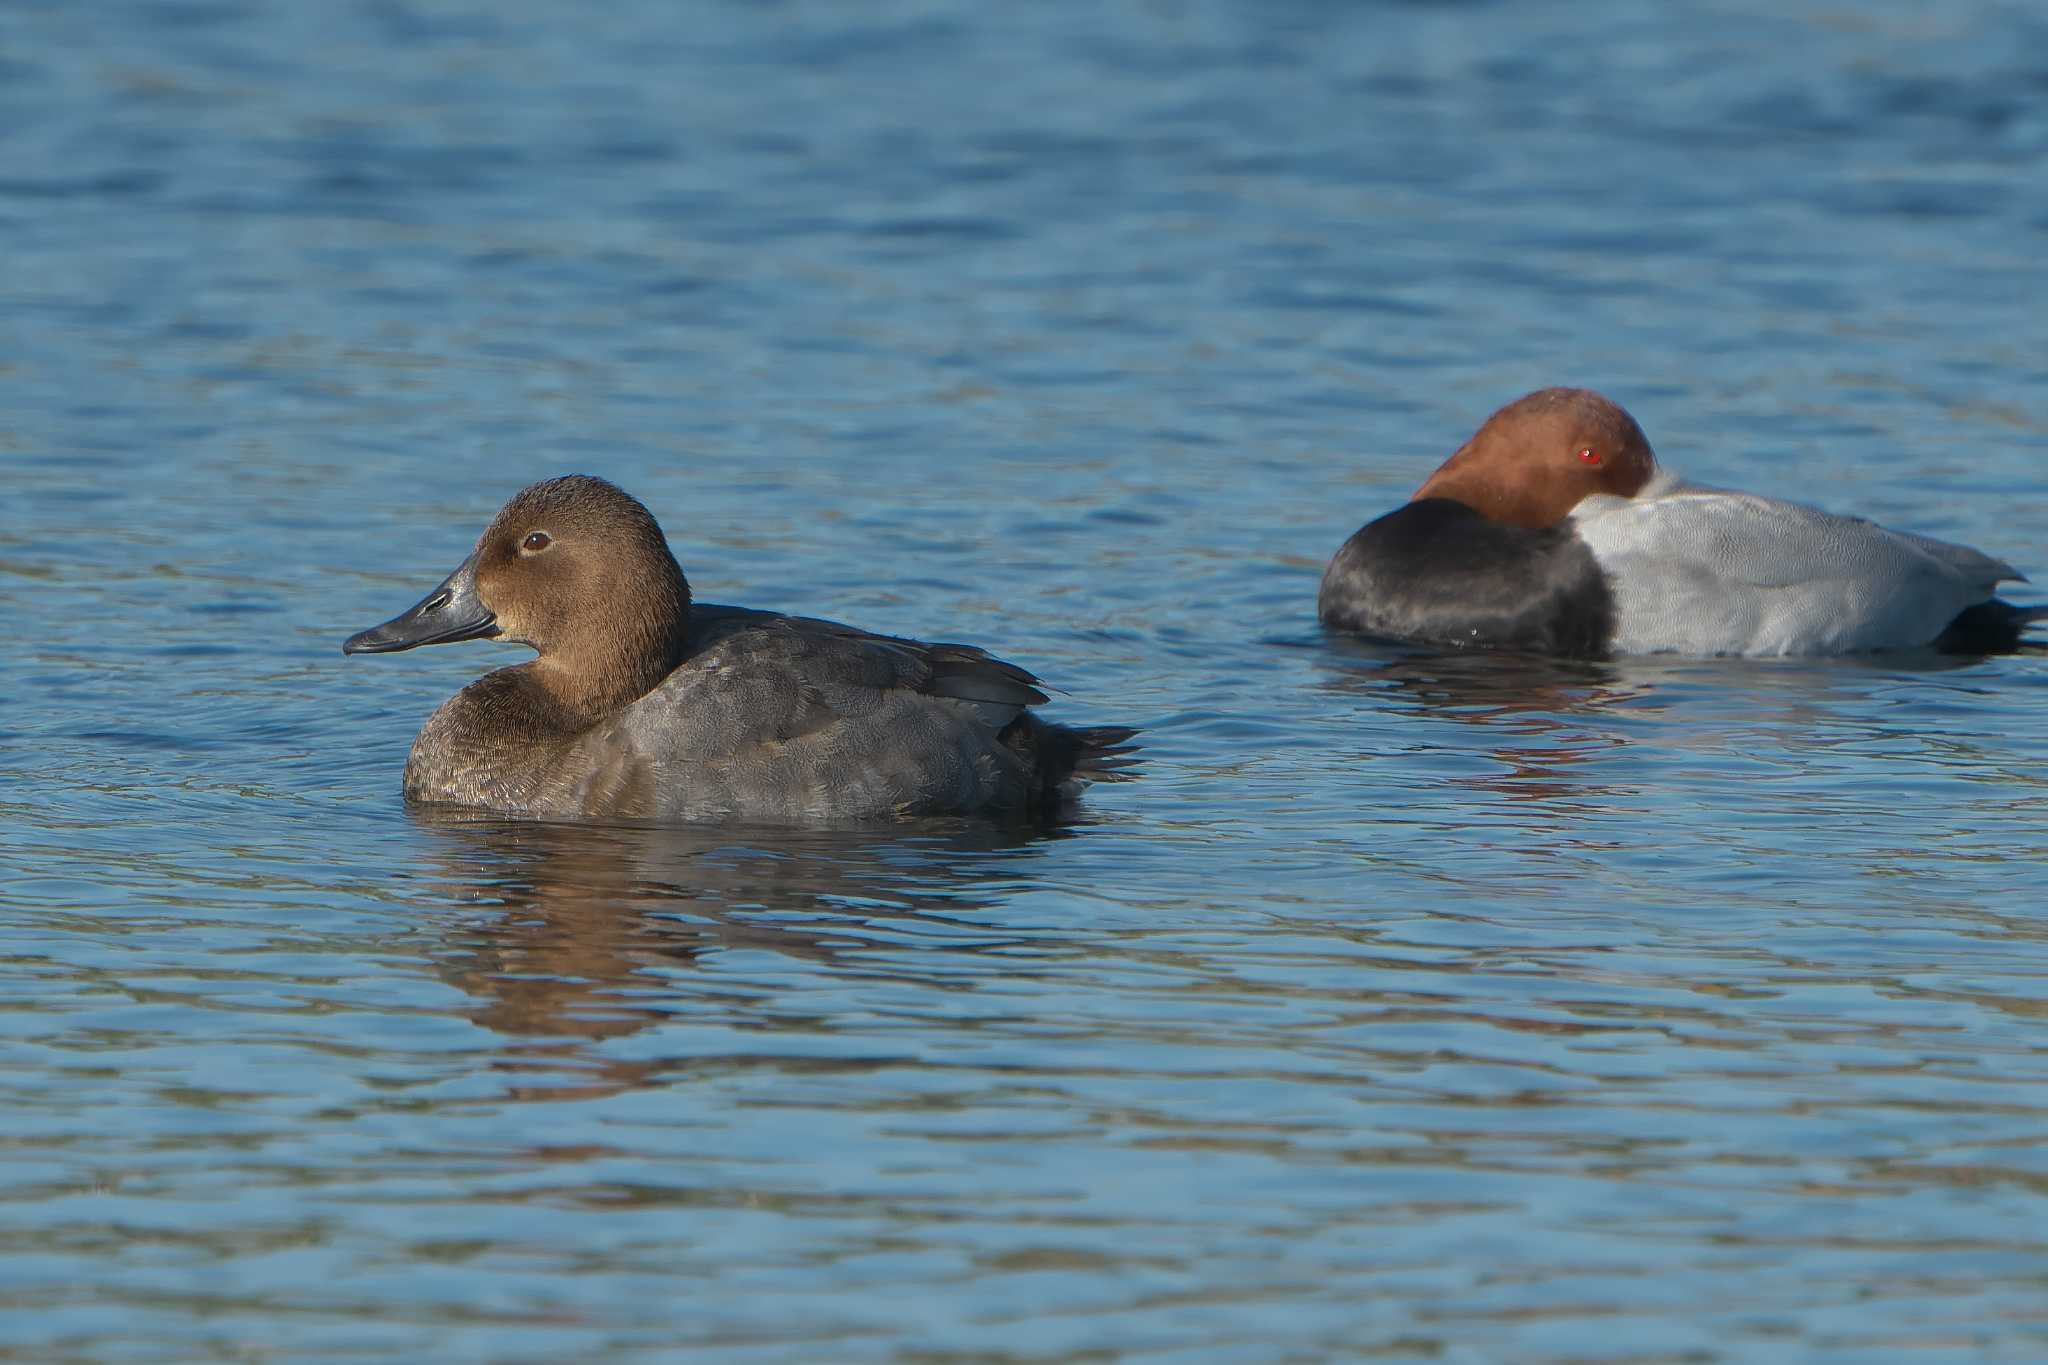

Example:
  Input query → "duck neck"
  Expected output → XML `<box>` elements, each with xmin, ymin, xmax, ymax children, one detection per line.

<box><xmin>530</xmin><ymin>583</ymin><xmax>693</xmax><ymax>729</ymax></box>
<box><xmin>1414</xmin><ymin>459</ymin><xmax>1556</xmax><ymax>530</ymax></box>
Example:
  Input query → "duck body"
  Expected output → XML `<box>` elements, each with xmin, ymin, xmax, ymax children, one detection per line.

<box><xmin>347</xmin><ymin>478</ymin><xmax>1134</xmax><ymax>824</ymax></box>
<box><xmin>1572</xmin><ymin>475</ymin><xmax>2030</xmax><ymax>656</ymax></box>
<box><xmin>401</xmin><ymin>605</ymin><xmax>1123</xmax><ymax>823</ymax></box>
<box><xmin>1319</xmin><ymin>388</ymin><xmax>2040</xmax><ymax>658</ymax></box>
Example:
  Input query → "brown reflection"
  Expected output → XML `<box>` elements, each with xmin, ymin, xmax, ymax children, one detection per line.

<box><xmin>408</xmin><ymin>810</ymin><xmax>1063</xmax><ymax>1093</ymax></box>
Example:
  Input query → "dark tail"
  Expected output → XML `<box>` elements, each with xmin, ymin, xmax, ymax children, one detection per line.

<box><xmin>1935</xmin><ymin>600</ymin><xmax>2048</xmax><ymax>654</ymax></box>
<box><xmin>1065</xmin><ymin>724</ymin><xmax>1143</xmax><ymax>781</ymax></box>
<box><xmin>1000</xmin><ymin>716</ymin><xmax>1142</xmax><ymax>802</ymax></box>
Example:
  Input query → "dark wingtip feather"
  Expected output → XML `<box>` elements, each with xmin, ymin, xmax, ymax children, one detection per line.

<box><xmin>921</xmin><ymin>643</ymin><xmax>1052</xmax><ymax>708</ymax></box>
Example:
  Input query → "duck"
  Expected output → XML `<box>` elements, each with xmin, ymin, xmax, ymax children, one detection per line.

<box><xmin>343</xmin><ymin>475</ymin><xmax>1136</xmax><ymax>823</ymax></box>
<box><xmin>1318</xmin><ymin>387</ymin><xmax>2043</xmax><ymax>657</ymax></box>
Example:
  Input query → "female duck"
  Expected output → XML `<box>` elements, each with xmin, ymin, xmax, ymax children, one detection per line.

<box><xmin>1319</xmin><ymin>387</ymin><xmax>2041</xmax><ymax>657</ymax></box>
<box><xmin>345</xmin><ymin>476</ymin><xmax>1135</xmax><ymax>822</ymax></box>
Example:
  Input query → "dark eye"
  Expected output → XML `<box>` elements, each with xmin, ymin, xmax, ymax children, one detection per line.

<box><xmin>1577</xmin><ymin>448</ymin><xmax>1602</xmax><ymax>465</ymax></box>
<box><xmin>521</xmin><ymin>531</ymin><xmax>552</xmax><ymax>553</ymax></box>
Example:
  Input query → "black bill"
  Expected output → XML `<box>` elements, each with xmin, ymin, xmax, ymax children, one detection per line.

<box><xmin>342</xmin><ymin>553</ymin><xmax>499</xmax><ymax>655</ymax></box>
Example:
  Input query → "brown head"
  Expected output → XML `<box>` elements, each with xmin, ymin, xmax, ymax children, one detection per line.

<box><xmin>344</xmin><ymin>475</ymin><xmax>693</xmax><ymax>721</ymax></box>
<box><xmin>1412</xmin><ymin>388</ymin><xmax>1658</xmax><ymax>528</ymax></box>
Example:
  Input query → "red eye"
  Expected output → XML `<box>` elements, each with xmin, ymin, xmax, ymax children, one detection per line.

<box><xmin>522</xmin><ymin>531</ymin><xmax>552</xmax><ymax>553</ymax></box>
<box><xmin>1578</xmin><ymin>448</ymin><xmax>1601</xmax><ymax>465</ymax></box>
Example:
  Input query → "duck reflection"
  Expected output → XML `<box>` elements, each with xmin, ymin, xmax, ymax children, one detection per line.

<box><xmin>1320</xmin><ymin>638</ymin><xmax>1643</xmax><ymax>723</ymax></box>
<box><xmin>1317</xmin><ymin>635</ymin><xmax>2001</xmax><ymax>819</ymax></box>
<box><xmin>409</xmin><ymin>809</ymin><xmax>1064</xmax><ymax>1076</ymax></box>
<box><xmin>1316</xmin><ymin>640</ymin><xmax>1653</xmax><ymax>807</ymax></box>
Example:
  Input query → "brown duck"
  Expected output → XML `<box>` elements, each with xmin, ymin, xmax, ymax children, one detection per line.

<box><xmin>344</xmin><ymin>476</ymin><xmax>1136</xmax><ymax>823</ymax></box>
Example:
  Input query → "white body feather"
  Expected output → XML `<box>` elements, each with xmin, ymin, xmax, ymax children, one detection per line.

<box><xmin>1570</xmin><ymin>472</ymin><xmax>2023</xmax><ymax>656</ymax></box>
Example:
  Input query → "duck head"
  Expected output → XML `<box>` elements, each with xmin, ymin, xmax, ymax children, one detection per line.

<box><xmin>344</xmin><ymin>475</ymin><xmax>692</xmax><ymax>717</ymax></box>
<box><xmin>1413</xmin><ymin>387</ymin><xmax>1658</xmax><ymax>529</ymax></box>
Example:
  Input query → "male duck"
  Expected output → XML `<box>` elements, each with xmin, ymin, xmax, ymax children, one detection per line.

<box><xmin>345</xmin><ymin>476</ymin><xmax>1136</xmax><ymax>822</ymax></box>
<box><xmin>1319</xmin><ymin>387</ymin><xmax>2042</xmax><ymax>657</ymax></box>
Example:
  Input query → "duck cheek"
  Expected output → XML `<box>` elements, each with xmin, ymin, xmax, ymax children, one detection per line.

<box><xmin>484</xmin><ymin>605</ymin><xmax>536</xmax><ymax>649</ymax></box>
<box><xmin>466</xmin><ymin>564</ymin><xmax>525</xmax><ymax>644</ymax></box>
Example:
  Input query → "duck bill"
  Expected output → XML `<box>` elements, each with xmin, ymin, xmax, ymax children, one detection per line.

<box><xmin>342</xmin><ymin>554</ymin><xmax>499</xmax><ymax>655</ymax></box>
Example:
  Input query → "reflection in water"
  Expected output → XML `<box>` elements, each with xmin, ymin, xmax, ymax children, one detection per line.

<box><xmin>1316</xmin><ymin>637</ymin><xmax>2010</xmax><ymax>812</ymax></box>
<box><xmin>1315</xmin><ymin>640</ymin><xmax>1652</xmax><ymax>813</ymax></box>
<box><xmin>1318</xmin><ymin>638</ymin><xmax>1645</xmax><ymax>724</ymax></box>
<box><xmin>1320</xmin><ymin>634</ymin><xmax>1993</xmax><ymax>723</ymax></box>
<box><xmin>409</xmin><ymin>812</ymin><xmax>1062</xmax><ymax>1089</ymax></box>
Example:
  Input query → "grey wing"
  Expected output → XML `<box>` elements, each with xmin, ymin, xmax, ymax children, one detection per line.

<box><xmin>1880</xmin><ymin>525</ymin><xmax>2023</xmax><ymax>589</ymax></box>
<box><xmin>1581</xmin><ymin>488</ymin><xmax>2013</xmax><ymax>589</ymax></box>
<box><xmin>632</xmin><ymin>612</ymin><xmax>1048</xmax><ymax>819</ymax></box>
<box><xmin>1575</xmin><ymin>487</ymin><xmax>2014</xmax><ymax>654</ymax></box>
<box><xmin>693</xmin><ymin>611</ymin><xmax>1049</xmax><ymax>733</ymax></box>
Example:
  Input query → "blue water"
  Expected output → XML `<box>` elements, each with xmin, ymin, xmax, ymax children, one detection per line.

<box><xmin>7</xmin><ymin>1</ymin><xmax>2048</xmax><ymax>1359</ymax></box>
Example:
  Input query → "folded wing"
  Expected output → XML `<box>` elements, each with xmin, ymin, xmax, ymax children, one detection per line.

<box><xmin>1572</xmin><ymin>482</ymin><xmax>2021</xmax><ymax>655</ymax></box>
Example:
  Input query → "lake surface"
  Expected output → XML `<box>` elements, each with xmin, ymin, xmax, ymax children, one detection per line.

<box><xmin>7</xmin><ymin>1</ymin><xmax>2048</xmax><ymax>1359</ymax></box>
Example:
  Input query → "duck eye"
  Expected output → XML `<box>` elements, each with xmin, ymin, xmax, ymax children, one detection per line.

<box><xmin>1577</xmin><ymin>448</ymin><xmax>1602</xmax><ymax>465</ymax></box>
<box><xmin>521</xmin><ymin>531</ymin><xmax>552</xmax><ymax>553</ymax></box>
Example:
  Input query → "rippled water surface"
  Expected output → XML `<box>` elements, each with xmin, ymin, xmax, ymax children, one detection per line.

<box><xmin>8</xmin><ymin>1</ymin><xmax>2048</xmax><ymax>1360</ymax></box>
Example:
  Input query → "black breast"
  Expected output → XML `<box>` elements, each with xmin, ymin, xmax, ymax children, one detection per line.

<box><xmin>1317</xmin><ymin>498</ymin><xmax>1616</xmax><ymax>658</ymax></box>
